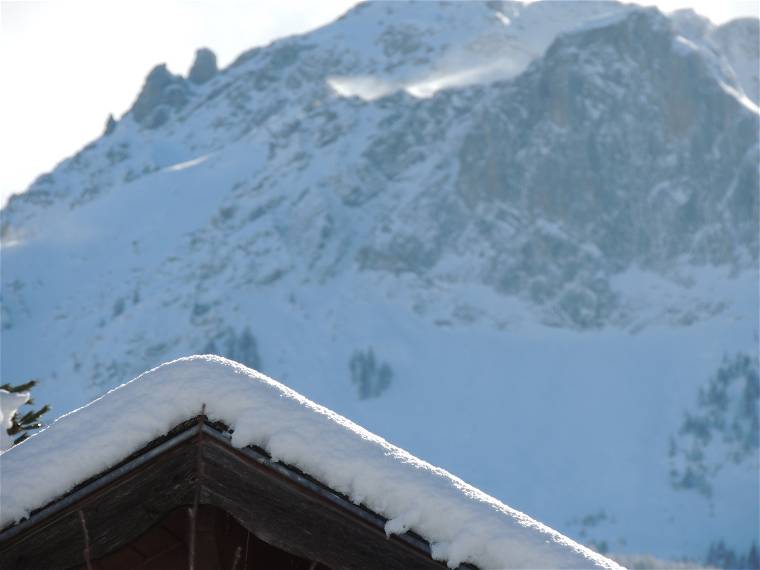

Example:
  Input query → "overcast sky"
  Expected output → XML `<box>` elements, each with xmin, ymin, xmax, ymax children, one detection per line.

<box><xmin>1</xmin><ymin>0</ymin><xmax>758</xmax><ymax>207</ymax></box>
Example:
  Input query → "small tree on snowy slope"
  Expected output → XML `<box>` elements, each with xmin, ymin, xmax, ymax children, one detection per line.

<box><xmin>747</xmin><ymin>542</ymin><xmax>760</xmax><ymax>570</ymax></box>
<box><xmin>1</xmin><ymin>380</ymin><xmax>50</xmax><ymax>447</ymax></box>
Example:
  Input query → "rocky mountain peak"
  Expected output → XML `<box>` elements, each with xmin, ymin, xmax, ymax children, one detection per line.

<box><xmin>103</xmin><ymin>113</ymin><xmax>117</xmax><ymax>136</ymax></box>
<box><xmin>188</xmin><ymin>47</ymin><xmax>218</xmax><ymax>85</ymax></box>
<box><xmin>129</xmin><ymin>63</ymin><xmax>189</xmax><ymax>128</ymax></box>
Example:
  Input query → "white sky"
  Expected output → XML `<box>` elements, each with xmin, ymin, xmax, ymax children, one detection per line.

<box><xmin>1</xmin><ymin>0</ymin><xmax>758</xmax><ymax>207</ymax></box>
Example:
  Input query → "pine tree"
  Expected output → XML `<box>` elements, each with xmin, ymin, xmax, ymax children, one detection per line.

<box><xmin>349</xmin><ymin>348</ymin><xmax>394</xmax><ymax>400</ymax></box>
<box><xmin>1</xmin><ymin>380</ymin><xmax>50</xmax><ymax>446</ymax></box>
<box><xmin>748</xmin><ymin>542</ymin><xmax>759</xmax><ymax>570</ymax></box>
<box><xmin>236</xmin><ymin>327</ymin><xmax>261</xmax><ymax>370</ymax></box>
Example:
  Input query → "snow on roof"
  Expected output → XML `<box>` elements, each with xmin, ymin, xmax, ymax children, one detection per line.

<box><xmin>0</xmin><ymin>356</ymin><xmax>619</xmax><ymax>569</ymax></box>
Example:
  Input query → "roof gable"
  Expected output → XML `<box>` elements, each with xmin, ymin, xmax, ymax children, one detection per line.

<box><xmin>0</xmin><ymin>356</ymin><xmax>619</xmax><ymax>569</ymax></box>
<box><xmin>1</xmin><ymin>417</ymin><xmax>464</xmax><ymax>569</ymax></box>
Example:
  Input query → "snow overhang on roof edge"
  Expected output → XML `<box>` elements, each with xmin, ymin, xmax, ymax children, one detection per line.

<box><xmin>0</xmin><ymin>355</ymin><xmax>621</xmax><ymax>570</ymax></box>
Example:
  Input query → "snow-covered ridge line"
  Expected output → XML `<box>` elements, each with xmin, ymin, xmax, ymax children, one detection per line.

<box><xmin>0</xmin><ymin>356</ymin><xmax>619</xmax><ymax>569</ymax></box>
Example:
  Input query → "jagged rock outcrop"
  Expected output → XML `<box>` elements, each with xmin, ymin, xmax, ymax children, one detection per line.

<box><xmin>188</xmin><ymin>47</ymin><xmax>218</xmax><ymax>85</ymax></box>
<box><xmin>103</xmin><ymin>113</ymin><xmax>117</xmax><ymax>136</ymax></box>
<box><xmin>129</xmin><ymin>64</ymin><xmax>189</xmax><ymax>128</ymax></box>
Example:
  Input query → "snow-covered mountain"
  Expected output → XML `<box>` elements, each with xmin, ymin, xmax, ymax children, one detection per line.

<box><xmin>2</xmin><ymin>1</ymin><xmax>758</xmax><ymax>564</ymax></box>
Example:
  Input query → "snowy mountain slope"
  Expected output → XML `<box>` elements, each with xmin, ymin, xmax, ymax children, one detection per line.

<box><xmin>712</xmin><ymin>17</ymin><xmax>760</xmax><ymax>103</ymax></box>
<box><xmin>670</xmin><ymin>8</ymin><xmax>759</xmax><ymax>105</ymax></box>
<box><xmin>318</xmin><ymin>0</ymin><xmax>629</xmax><ymax>99</ymax></box>
<box><xmin>1</xmin><ymin>1</ymin><xmax>758</xmax><ymax>563</ymax></box>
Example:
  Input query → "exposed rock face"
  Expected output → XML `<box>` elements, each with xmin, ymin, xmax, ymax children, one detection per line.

<box><xmin>355</xmin><ymin>10</ymin><xmax>758</xmax><ymax>327</ymax></box>
<box><xmin>129</xmin><ymin>64</ymin><xmax>189</xmax><ymax>128</ymax></box>
<box><xmin>476</xmin><ymin>10</ymin><xmax>757</xmax><ymax>314</ymax></box>
<box><xmin>103</xmin><ymin>113</ymin><xmax>117</xmax><ymax>136</ymax></box>
<box><xmin>188</xmin><ymin>47</ymin><xmax>218</xmax><ymax>85</ymax></box>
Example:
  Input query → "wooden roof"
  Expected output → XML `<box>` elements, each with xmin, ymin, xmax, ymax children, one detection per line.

<box><xmin>0</xmin><ymin>416</ymin><xmax>476</xmax><ymax>570</ymax></box>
